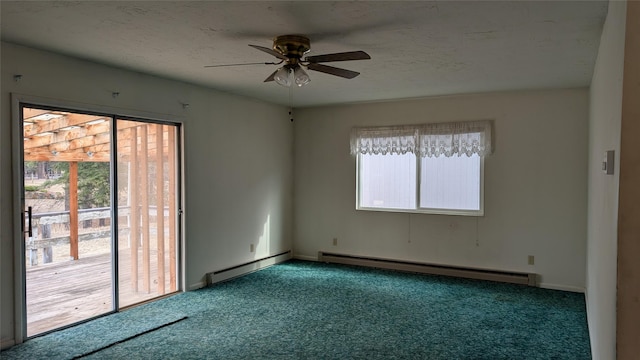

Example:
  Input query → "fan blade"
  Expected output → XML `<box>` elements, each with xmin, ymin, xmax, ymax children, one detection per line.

<box><xmin>264</xmin><ymin>70</ymin><xmax>277</xmax><ymax>82</ymax></box>
<box><xmin>204</xmin><ymin>61</ymin><xmax>280</xmax><ymax>68</ymax></box>
<box><xmin>305</xmin><ymin>51</ymin><xmax>371</xmax><ymax>63</ymax></box>
<box><xmin>307</xmin><ymin>63</ymin><xmax>360</xmax><ymax>79</ymax></box>
<box><xmin>249</xmin><ymin>44</ymin><xmax>287</xmax><ymax>60</ymax></box>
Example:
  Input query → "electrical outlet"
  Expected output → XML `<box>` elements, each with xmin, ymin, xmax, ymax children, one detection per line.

<box><xmin>250</xmin><ymin>244</ymin><xmax>255</xmax><ymax>252</ymax></box>
<box><xmin>332</xmin><ymin>237</ymin><xmax>338</xmax><ymax>246</ymax></box>
<box><xmin>528</xmin><ymin>255</ymin><xmax>534</xmax><ymax>265</ymax></box>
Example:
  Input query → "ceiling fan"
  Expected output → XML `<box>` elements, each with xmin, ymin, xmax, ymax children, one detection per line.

<box><xmin>205</xmin><ymin>35</ymin><xmax>371</xmax><ymax>87</ymax></box>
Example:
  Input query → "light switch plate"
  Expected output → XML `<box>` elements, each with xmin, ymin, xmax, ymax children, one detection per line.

<box><xmin>603</xmin><ymin>150</ymin><xmax>615</xmax><ymax>175</ymax></box>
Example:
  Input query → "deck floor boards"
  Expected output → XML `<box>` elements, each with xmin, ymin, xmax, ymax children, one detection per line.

<box><xmin>26</xmin><ymin>248</ymin><xmax>176</xmax><ymax>337</ymax></box>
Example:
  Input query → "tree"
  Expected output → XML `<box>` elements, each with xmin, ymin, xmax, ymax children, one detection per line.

<box><xmin>77</xmin><ymin>162</ymin><xmax>110</xmax><ymax>208</ymax></box>
<box><xmin>42</xmin><ymin>161</ymin><xmax>111</xmax><ymax>209</ymax></box>
<box><xmin>24</xmin><ymin>161</ymin><xmax>38</xmax><ymax>175</ymax></box>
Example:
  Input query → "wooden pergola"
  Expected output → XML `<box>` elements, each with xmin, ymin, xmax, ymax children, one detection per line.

<box><xmin>23</xmin><ymin>107</ymin><xmax>177</xmax><ymax>295</ymax></box>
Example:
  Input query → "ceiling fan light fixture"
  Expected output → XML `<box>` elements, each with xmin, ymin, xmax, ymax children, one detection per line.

<box><xmin>236</xmin><ymin>35</ymin><xmax>371</xmax><ymax>86</ymax></box>
<box><xmin>274</xmin><ymin>66</ymin><xmax>292</xmax><ymax>87</ymax></box>
<box><xmin>294</xmin><ymin>66</ymin><xmax>311</xmax><ymax>87</ymax></box>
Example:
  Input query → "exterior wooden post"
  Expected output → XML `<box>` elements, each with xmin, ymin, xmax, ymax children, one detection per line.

<box><xmin>155</xmin><ymin>124</ymin><xmax>165</xmax><ymax>295</ymax></box>
<box><xmin>129</xmin><ymin>127</ymin><xmax>139</xmax><ymax>291</ymax></box>
<box><xmin>140</xmin><ymin>125</ymin><xmax>150</xmax><ymax>293</ymax></box>
<box><xmin>167</xmin><ymin>126</ymin><xmax>177</xmax><ymax>291</ymax></box>
<box><xmin>69</xmin><ymin>161</ymin><xmax>79</xmax><ymax>260</ymax></box>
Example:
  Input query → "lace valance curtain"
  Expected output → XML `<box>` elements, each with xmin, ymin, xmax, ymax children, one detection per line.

<box><xmin>350</xmin><ymin>120</ymin><xmax>492</xmax><ymax>158</ymax></box>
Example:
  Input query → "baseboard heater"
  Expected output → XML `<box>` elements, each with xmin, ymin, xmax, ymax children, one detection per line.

<box><xmin>318</xmin><ymin>252</ymin><xmax>537</xmax><ymax>286</ymax></box>
<box><xmin>207</xmin><ymin>251</ymin><xmax>291</xmax><ymax>285</ymax></box>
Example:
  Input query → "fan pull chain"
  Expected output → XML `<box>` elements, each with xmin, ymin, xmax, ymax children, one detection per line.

<box><xmin>289</xmin><ymin>85</ymin><xmax>294</xmax><ymax>122</ymax></box>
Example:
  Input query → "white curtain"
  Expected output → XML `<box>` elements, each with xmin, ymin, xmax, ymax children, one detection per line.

<box><xmin>349</xmin><ymin>126</ymin><xmax>417</xmax><ymax>155</ymax></box>
<box><xmin>350</xmin><ymin>120</ymin><xmax>492</xmax><ymax>158</ymax></box>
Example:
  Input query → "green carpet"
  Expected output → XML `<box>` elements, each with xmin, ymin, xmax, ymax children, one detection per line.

<box><xmin>1</xmin><ymin>260</ymin><xmax>591</xmax><ymax>359</ymax></box>
<box><xmin>1</xmin><ymin>305</ymin><xmax>187</xmax><ymax>360</ymax></box>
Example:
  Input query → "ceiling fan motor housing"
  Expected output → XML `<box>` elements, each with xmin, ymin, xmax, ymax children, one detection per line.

<box><xmin>273</xmin><ymin>35</ymin><xmax>310</xmax><ymax>64</ymax></box>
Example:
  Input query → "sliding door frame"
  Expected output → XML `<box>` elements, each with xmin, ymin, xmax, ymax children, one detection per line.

<box><xmin>11</xmin><ymin>94</ymin><xmax>185</xmax><ymax>344</ymax></box>
<box><xmin>115</xmin><ymin>115</ymin><xmax>183</xmax><ymax>307</ymax></box>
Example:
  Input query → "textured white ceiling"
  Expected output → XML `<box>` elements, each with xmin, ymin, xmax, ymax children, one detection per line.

<box><xmin>1</xmin><ymin>1</ymin><xmax>608</xmax><ymax>107</ymax></box>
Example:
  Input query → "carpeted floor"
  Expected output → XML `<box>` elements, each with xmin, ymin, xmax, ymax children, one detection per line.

<box><xmin>1</xmin><ymin>260</ymin><xmax>591</xmax><ymax>359</ymax></box>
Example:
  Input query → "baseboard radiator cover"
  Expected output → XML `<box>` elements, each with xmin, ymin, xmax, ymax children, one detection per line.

<box><xmin>207</xmin><ymin>251</ymin><xmax>291</xmax><ymax>286</ymax></box>
<box><xmin>318</xmin><ymin>252</ymin><xmax>537</xmax><ymax>286</ymax></box>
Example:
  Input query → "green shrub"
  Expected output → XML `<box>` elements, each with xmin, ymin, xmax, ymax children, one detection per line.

<box><xmin>24</xmin><ymin>185</ymin><xmax>40</xmax><ymax>192</ymax></box>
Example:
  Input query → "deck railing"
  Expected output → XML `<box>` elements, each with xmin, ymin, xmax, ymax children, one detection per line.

<box><xmin>26</xmin><ymin>206</ymin><xmax>168</xmax><ymax>266</ymax></box>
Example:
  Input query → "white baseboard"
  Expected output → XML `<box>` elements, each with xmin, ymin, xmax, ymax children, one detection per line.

<box><xmin>539</xmin><ymin>282</ymin><xmax>585</xmax><ymax>293</ymax></box>
<box><xmin>208</xmin><ymin>251</ymin><xmax>291</xmax><ymax>285</ymax></box>
<box><xmin>1</xmin><ymin>337</ymin><xmax>16</xmax><ymax>350</ymax></box>
<box><xmin>188</xmin><ymin>281</ymin><xmax>206</xmax><ymax>291</ymax></box>
<box><xmin>292</xmin><ymin>254</ymin><xmax>318</xmax><ymax>262</ymax></box>
<box><xmin>318</xmin><ymin>251</ymin><xmax>536</xmax><ymax>286</ymax></box>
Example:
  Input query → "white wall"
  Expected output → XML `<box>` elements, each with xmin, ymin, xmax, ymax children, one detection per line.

<box><xmin>0</xmin><ymin>42</ymin><xmax>293</xmax><ymax>346</ymax></box>
<box><xmin>294</xmin><ymin>89</ymin><xmax>588</xmax><ymax>291</ymax></box>
<box><xmin>586</xmin><ymin>1</ymin><xmax>626</xmax><ymax>359</ymax></box>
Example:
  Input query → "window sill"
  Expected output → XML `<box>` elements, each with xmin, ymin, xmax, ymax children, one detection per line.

<box><xmin>356</xmin><ymin>206</ymin><xmax>484</xmax><ymax>217</ymax></box>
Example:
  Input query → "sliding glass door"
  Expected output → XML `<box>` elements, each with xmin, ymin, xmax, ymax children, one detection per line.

<box><xmin>116</xmin><ymin>120</ymin><xmax>179</xmax><ymax>307</ymax></box>
<box><xmin>19</xmin><ymin>104</ymin><xmax>181</xmax><ymax>337</ymax></box>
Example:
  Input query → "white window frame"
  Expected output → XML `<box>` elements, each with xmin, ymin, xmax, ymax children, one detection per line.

<box><xmin>356</xmin><ymin>152</ymin><xmax>484</xmax><ymax>216</ymax></box>
<box><xmin>352</xmin><ymin>120</ymin><xmax>491</xmax><ymax>217</ymax></box>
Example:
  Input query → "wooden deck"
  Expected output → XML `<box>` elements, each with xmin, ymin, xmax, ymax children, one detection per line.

<box><xmin>26</xmin><ymin>247</ymin><xmax>177</xmax><ymax>337</ymax></box>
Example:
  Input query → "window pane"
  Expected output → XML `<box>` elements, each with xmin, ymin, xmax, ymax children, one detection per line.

<box><xmin>117</xmin><ymin>121</ymin><xmax>179</xmax><ymax>307</ymax></box>
<box><xmin>359</xmin><ymin>153</ymin><xmax>416</xmax><ymax>209</ymax></box>
<box><xmin>420</xmin><ymin>154</ymin><xmax>480</xmax><ymax>211</ymax></box>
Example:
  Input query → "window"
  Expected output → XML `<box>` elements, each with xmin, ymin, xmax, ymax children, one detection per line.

<box><xmin>352</xmin><ymin>121</ymin><xmax>492</xmax><ymax>216</ymax></box>
<box><xmin>359</xmin><ymin>152</ymin><xmax>417</xmax><ymax>210</ymax></box>
<box><xmin>420</xmin><ymin>154</ymin><xmax>481</xmax><ymax>212</ymax></box>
